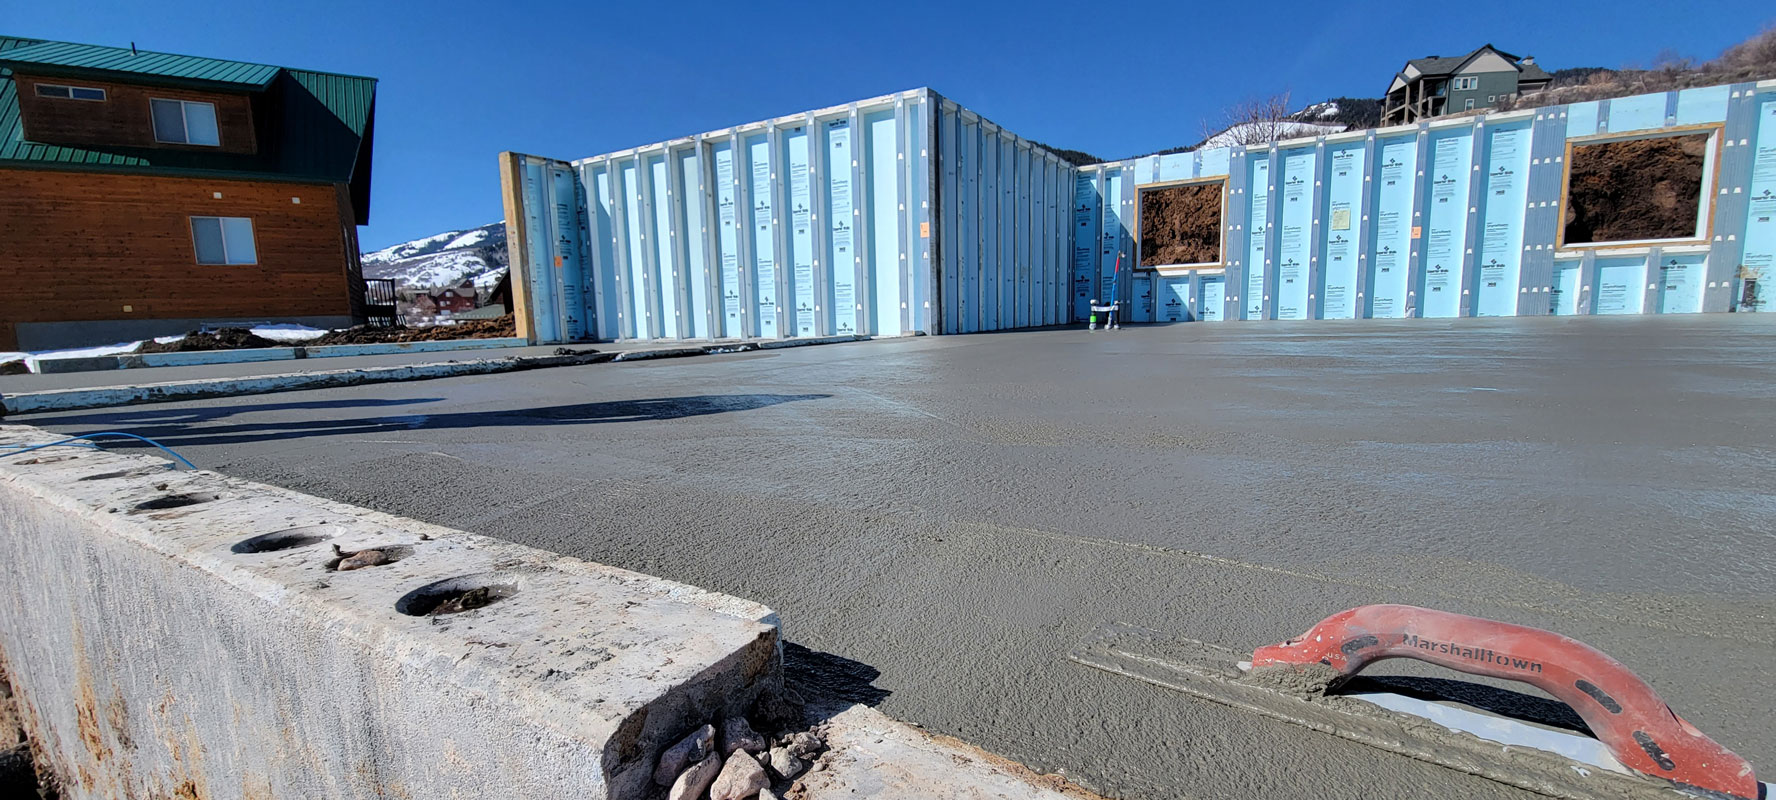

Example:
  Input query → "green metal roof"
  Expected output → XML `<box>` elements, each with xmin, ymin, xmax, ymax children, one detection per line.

<box><xmin>0</xmin><ymin>39</ymin><xmax>280</xmax><ymax>87</ymax></box>
<box><xmin>0</xmin><ymin>35</ymin><xmax>378</xmax><ymax>222</ymax></box>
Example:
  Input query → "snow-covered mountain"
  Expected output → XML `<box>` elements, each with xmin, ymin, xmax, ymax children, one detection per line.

<box><xmin>362</xmin><ymin>221</ymin><xmax>508</xmax><ymax>289</ymax></box>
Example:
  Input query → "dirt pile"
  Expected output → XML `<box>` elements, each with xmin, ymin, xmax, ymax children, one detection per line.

<box><xmin>136</xmin><ymin>328</ymin><xmax>282</xmax><ymax>353</ymax></box>
<box><xmin>1564</xmin><ymin>134</ymin><xmax>1707</xmax><ymax>244</ymax></box>
<box><xmin>1140</xmin><ymin>183</ymin><xmax>1222</xmax><ymax>266</ymax></box>
<box><xmin>307</xmin><ymin>315</ymin><xmax>518</xmax><ymax>346</ymax></box>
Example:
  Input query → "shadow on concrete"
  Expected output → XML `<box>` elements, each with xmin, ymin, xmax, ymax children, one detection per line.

<box><xmin>35</xmin><ymin>394</ymin><xmax>830</xmax><ymax>450</ymax></box>
<box><xmin>784</xmin><ymin>641</ymin><xmax>891</xmax><ymax>707</ymax></box>
<box><xmin>31</xmin><ymin>397</ymin><xmax>444</xmax><ymax>427</ymax></box>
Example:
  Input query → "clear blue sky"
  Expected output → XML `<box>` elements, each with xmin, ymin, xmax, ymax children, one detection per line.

<box><xmin>12</xmin><ymin>0</ymin><xmax>1773</xmax><ymax>250</ymax></box>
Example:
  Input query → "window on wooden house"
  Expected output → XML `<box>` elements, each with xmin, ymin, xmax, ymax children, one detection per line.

<box><xmin>191</xmin><ymin>217</ymin><xmax>258</xmax><ymax>265</ymax></box>
<box><xmin>152</xmin><ymin>98</ymin><xmax>221</xmax><ymax>146</ymax></box>
<box><xmin>35</xmin><ymin>84</ymin><xmax>107</xmax><ymax>101</ymax></box>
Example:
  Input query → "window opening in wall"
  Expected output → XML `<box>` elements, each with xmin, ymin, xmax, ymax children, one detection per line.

<box><xmin>1563</xmin><ymin>130</ymin><xmax>1713</xmax><ymax>245</ymax></box>
<box><xmin>35</xmin><ymin>84</ymin><xmax>107</xmax><ymax>100</ymax></box>
<box><xmin>190</xmin><ymin>217</ymin><xmax>258</xmax><ymax>265</ymax></box>
<box><xmin>1138</xmin><ymin>180</ymin><xmax>1226</xmax><ymax>268</ymax></box>
<box><xmin>1453</xmin><ymin>77</ymin><xmax>1478</xmax><ymax>91</ymax></box>
<box><xmin>152</xmin><ymin>98</ymin><xmax>221</xmax><ymax>146</ymax></box>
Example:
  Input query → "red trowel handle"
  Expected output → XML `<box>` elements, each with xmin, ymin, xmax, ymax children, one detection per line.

<box><xmin>1250</xmin><ymin>605</ymin><xmax>1758</xmax><ymax>799</ymax></box>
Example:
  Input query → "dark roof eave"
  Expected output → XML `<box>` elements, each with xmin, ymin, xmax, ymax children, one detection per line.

<box><xmin>0</xmin><ymin>61</ymin><xmax>275</xmax><ymax>92</ymax></box>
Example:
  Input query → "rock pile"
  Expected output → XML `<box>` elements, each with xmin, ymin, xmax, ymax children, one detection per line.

<box><xmin>657</xmin><ymin>688</ymin><xmax>828</xmax><ymax>800</ymax></box>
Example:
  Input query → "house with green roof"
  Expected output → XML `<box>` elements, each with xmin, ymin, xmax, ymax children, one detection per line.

<box><xmin>0</xmin><ymin>35</ymin><xmax>377</xmax><ymax>351</ymax></box>
<box><xmin>1380</xmin><ymin>44</ymin><xmax>1553</xmax><ymax>126</ymax></box>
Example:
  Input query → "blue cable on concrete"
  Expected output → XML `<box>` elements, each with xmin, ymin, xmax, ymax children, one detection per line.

<box><xmin>1</xmin><ymin>432</ymin><xmax>198</xmax><ymax>470</ymax></box>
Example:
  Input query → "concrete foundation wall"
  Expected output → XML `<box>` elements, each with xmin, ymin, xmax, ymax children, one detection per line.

<box><xmin>509</xmin><ymin>80</ymin><xmax>1776</xmax><ymax>340</ymax></box>
<box><xmin>1079</xmin><ymin>80</ymin><xmax>1776</xmax><ymax>322</ymax></box>
<box><xmin>0</xmin><ymin>424</ymin><xmax>779</xmax><ymax>799</ymax></box>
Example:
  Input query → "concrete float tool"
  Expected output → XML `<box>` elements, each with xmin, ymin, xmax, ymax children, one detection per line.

<box><xmin>1071</xmin><ymin>605</ymin><xmax>1768</xmax><ymax>800</ymax></box>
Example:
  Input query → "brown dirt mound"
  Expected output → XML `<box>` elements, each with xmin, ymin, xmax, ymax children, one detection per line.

<box><xmin>1140</xmin><ymin>182</ymin><xmax>1223</xmax><ymax>266</ymax></box>
<box><xmin>307</xmin><ymin>315</ymin><xmax>518</xmax><ymax>346</ymax></box>
<box><xmin>136</xmin><ymin>328</ymin><xmax>282</xmax><ymax>353</ymax></box>
<box><xmin>1564</xmin><ymin>134</ymin><xmax>1707</xmax><ymax>244</ymax></box>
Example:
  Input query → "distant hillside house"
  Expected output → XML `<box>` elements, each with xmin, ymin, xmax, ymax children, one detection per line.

<box><xmin>0</xmin><ymin>35</ymin><xmax>376</xmax><ymax>351</ymax></box>
<box><xmin>1381</xmin><ymin>44</ymin><xmax>1552</xmax><ymax>125</ymax></box>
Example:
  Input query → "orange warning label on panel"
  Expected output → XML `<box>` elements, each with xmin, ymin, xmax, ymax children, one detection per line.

<box><xmin>1410</xmin><ymin>226</ymin><xmax>1422</xmax><ymax>239</ymax></box>
<box><xmin>554</xmin><ymin>256</ymin><xmax>564</xmax><ymax>267</ymax></box>
<box><xmin>920</xmin><ymin>222</ymin><xmax>930</xmax><ymax>238</ymax></box>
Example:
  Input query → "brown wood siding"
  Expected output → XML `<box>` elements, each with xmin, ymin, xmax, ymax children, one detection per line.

<box><xmin>0</xmin><ymin>168</ymin><xmax>356</xmax><ymax>350</ymax></box>
<box><xmin>14</xmin><ymin>72</ymin><xmax>258</xmax><ymax>155</ymax></box>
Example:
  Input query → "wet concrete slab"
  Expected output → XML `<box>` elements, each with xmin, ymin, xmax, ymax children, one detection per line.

<box><xmin>19</xmin><ymin>314</ymin><xmax>1776</xmax><ymax>799</ymax></box>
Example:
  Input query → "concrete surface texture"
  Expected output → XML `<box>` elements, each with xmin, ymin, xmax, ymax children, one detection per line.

<box><xmin>0</xmin><ymin>426</ymin><xmax>780</xmax><ymax>799</ymax></box>
<box><xmin>18</xmin><ymin>315</ymin><xmax>1776</xmax><ymax>799</ymax></box>
<box><xmin>798</xmin><ymin>702</ymin><xmax>1100</xmax><ymax>799</ymax></box>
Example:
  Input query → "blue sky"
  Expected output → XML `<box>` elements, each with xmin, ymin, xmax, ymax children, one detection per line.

<box><xmin>11</xmin><ymin>0</ymin><xmax>1773</xmax><ymax>250</ymax></box>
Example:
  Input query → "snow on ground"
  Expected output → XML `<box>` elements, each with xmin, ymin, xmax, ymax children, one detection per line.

<box><xmin>1198</xmin><ymin>121</ymin><xmax>1347</xmax><ymax>150</ymax></box>
<box><xmin>1</xmin><ymin>341</ymin><xmax>150</xmax><ymax>372</ymax></box>
<box><xmin>1</xmin><ymin>325</ymin><xmax>332</xmax><ymax>372</ymax></box>
<box><xmin>1317</xmin><ymin>103</ymin><xmax>1340</xmax><ymax>118</ymax></box>
<box><xmin>371</xmin><ymin>249</ymin><xmax>498</xmax><ymax>289</ymax></box>
<box><xmin>444</xmin><ymin>229</ymin><xmax>490</xmax><ymax>250</ymax></box>
<box><xmin>250</xmin><ymin>324</ymin><xmax>330</xmax><ymax>342</ymax></box>
<box><xmin>362</xmin><ymin>230</ymin><xmax>460</xmax><ymax>264</ymax></box>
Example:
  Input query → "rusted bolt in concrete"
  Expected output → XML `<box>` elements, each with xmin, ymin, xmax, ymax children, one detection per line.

<box><xmin>395</xmin><ymin>575</ymin><xmax>519</xmax><ymax>617</ymax></box>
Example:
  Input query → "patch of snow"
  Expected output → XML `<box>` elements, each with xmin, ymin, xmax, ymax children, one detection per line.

<box><xmin>472</xmin><ymin>270</ymin><xmax>506</xmax><ymax>288</ymax></box>
<box><xmin>250</xmin><ymin>324</ymin><xmax>330</xmax><ymax>342</ymax></box>
<box><xmin>371</xmin><ymin>249</ymin><xmax>500</xmax><ymax>289</ymax></box>
<box><xmin>153</xmin><ymin>335</ymin><xmax>184</xmax><ymax>344</ymax></box>
<box><xmin>1199</xmin><ymin>121</ymin><xmax>1346</xmax><ymax>150</ymax></box>
<box><xmin>1318</xmin><ymin>103</ymin><xmax>1340</xmax><ymax>118</ymax></box>
<box><xmin>362</xmin><ymin>230</ymin><xmax>461</xmax><ymax>264</ymax></box>
<box><xmin>444</xmin><ymin>229</ymin><xmax>489</xmax><ymax>250</ymax></box>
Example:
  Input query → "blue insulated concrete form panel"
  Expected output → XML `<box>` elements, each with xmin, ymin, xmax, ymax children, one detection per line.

<box><xmin>677</xmin><ymin>148</ymin><xmax>713</xmax><ymax>340</ymax></box>
<box><xmin>649</xmin><ymin>155</ymin><xmax>680</xmax><ymax>340</ymax></box>
<box><xmin>866</xmin><ymin>110</ymin><xmax>903</xmax><ymax>336</ymax></box>
<box><xmin>1245</xmin><ymin>153</ymin><xmax>1272</xmax><ymax>320</ymax></box>
<box><xmin>746</xmin><ymin>134</ymin><xmax>780</xmax><ymax>338</ymax></box>
<box><xmin>1274</xmin><ymin>148</ymin><xmax>1316</xmax><ymax>320</ymax></box>
<box><xmin>1474</xmin><ymin>122</ymin><xmax>1532</xmax><ymax>316</ymax></box>
<box><xmin>785</xmin><ymin>126</ymin><xmax>817</xmax><ymax>337</ymax></box>
<box><xmin>1744</xmin><ymin>88</ymin><xmax>1776</xmax><ymax>312</ymax></box>
<box><xmin>1319</xmin><ymin>141</ymin><xmax>1365</xmax><ymax>319</ymax></box>
<box><xmin>711</xmin><ymin>141</ymin><xmax>743</xmax><ymax>338</ymax></box>
<box><xmin>825</xmin><ymin>120</ymin><xmax>860</xmax><ymax>335</ymax></box>
<box><xmin>1421</xmin><ymin>127</ymin><xmax>1474</xmax><ymax>318</ymax></box>
<box><xmin>1368</xmin><ymin>136</ymin><xmax>1418</xmax><ymax>317</ymax></box>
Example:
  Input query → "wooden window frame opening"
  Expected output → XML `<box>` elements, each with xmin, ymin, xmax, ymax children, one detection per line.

<box><xmin>1556</xmin><ymin>122</ymin><xmax>1724</xmax><ymax>251</ymax></box>
<box><xmin>1134</xmin><ymin>176</ymin><xmax>1230</xmax><ymax>274</ymax></box>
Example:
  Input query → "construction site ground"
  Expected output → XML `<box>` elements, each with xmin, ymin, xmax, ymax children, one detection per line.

<box><xmin>14</xmin><ymin>315</ymin><xmax>1775</xmax><ymax>800</ymax></box>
